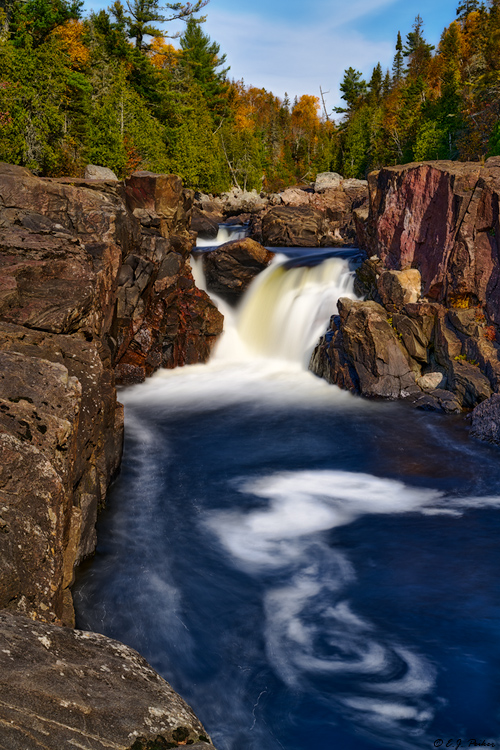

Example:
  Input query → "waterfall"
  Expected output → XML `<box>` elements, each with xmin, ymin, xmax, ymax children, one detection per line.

<box><xmin>236</xmin><ymin>255</ymin><xmax>357</xmax><ymax>366</ymax></box>
<box><xmin>195</xmin><ymin>222</ymin><xmax>249</xmax><ymax>248</ymax></box>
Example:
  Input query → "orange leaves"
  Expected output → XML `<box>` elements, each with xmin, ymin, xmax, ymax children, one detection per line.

<box><xmin>51</xmin><ymin>20</ymin><xmax>89</xmax><ymax>70</ymax></box>
<box><xmin>148</xmin><ymin>36</ymin><xmax>179</xmax><ymax>70</ymax></box>
<box><xmin>291</xmin><ymin>95</ymin><xmax>321</xmax><ymax>133</ymax></box>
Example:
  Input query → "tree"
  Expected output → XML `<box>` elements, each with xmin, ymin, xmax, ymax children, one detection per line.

<box><xmin>111</xmin><ymin>0</ymin><xmax>209</xmax><ymax>51</ymax></box>
<box><xmin>10</xmin><ymin>0</ymin><xmax>83</xmax><ymax>47</ymax></box>
<box><xmin>368</xmin><ymin>62</ymin><xmax>383</xmax><ymax>102</ymax></box>
<box><xmin>392</xmin><ymin>31</ymin><xmax>404</xmax><ymax>84</ymax></box>
<box><xmin>404</xmin><ymin>15</ymin><xmax>435</xmax><ymax>78</ymax></box>
<box><xmin>335</xmin><ymin>67</ymin><xmax>366</xmax><ymax>113</ymax></box>
<box><xmin>456</xmin><ymin>0</ymin><xmax>480</xmax><ymax>21</ymax></box>
<box><xmin>179</xmin><ymin>17</ymin><xmax>229</xmax><ymax>121</ymax></box>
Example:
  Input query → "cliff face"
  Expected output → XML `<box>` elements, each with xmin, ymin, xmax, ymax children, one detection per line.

<box><xmin>0</xmin><ymin>163</ymin><xmax>220</xmax><ymax>748</ymax></box>
<box><xmin>0</xmin><ymin>163</ymin><xmax>222</xmax><ymax>627</ymax></box>
<box><xmin>310</xmin><ymin>158</ymin><xmax>500</xmax><ymax>420</ymax></box>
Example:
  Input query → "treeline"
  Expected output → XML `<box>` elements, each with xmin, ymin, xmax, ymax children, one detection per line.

<box><xmin>0</xmin><ymin>0</ymin><xmax>499</xmax><ymax>190</ymax></box>
<box><xmin>0</xmin><ymin>0</ymin><xmax>334</xmax><ymax>190</ymax></box>
<box><xmin>335</xmin><ymin>0</ymin><xmax>500</xmax><ymax>176</ymax></box>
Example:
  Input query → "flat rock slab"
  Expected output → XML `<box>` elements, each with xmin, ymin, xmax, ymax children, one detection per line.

<box><xmin>0</xmin><ymin>611</ymin><xmax>215</xmax><ymax>750</ymax></box>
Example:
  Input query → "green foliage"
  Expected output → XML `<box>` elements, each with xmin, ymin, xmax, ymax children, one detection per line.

<box><xmin>10</xmin><ymin>0</ymin><xmax>83</xmax><ymax>47</ymax></box>
<box><xmin>179</xmin><ymin>17</ymin><xmax>229</xmax><ymax>122</ymax></box>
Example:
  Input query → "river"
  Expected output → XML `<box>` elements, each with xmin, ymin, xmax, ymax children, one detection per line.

<box><xmin>74</xmin><ymin>238</ymin><xmax>500</xmax><ymax>750</ymax></box>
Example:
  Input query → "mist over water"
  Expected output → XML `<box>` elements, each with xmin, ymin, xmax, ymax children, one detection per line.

<box><xmin>74</xmin><ymin>240</ymin><xmax>500</xmax><ymax>750</ymax></box>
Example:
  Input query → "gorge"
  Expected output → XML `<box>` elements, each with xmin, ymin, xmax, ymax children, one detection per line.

<box><xmin>0</xmin><ymin>160</ymin><xmax>500</xmax><ymax>749</ymax></box>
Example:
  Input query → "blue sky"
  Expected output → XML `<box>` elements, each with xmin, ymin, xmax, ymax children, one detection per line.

<box><xmin>85</xmin><ymin>0</ymin><xmax>461</xmax><ymax>112</ymax></box>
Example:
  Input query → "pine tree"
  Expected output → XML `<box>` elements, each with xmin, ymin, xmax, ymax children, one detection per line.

<box><xmin>456</xmin><ymin>0</ymin><xmax>480</xmax><ymax>21</ymax></box>
<box><xmin>392</xmin><ymin>31</ymin><xmax>404</xmax><ymax>83</ymax></box>
<box><xmin>179</xmin><ymin>17</ymin><xmax>229</xmax><ymax>122</ymax></box>
<box><xmin>335</xmin><ymin>67</ymin><xmax>366</xmax><ymax>113</ymax></box>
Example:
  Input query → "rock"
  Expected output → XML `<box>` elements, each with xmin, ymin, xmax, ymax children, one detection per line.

<box><xmin>392</xmin><ymin>312</ymin><xmax>430</xmax><ymax>363</ymax></box>
<box><xmin>310</xmin><ymin>298</ymin><xmax>420</xmax><ymax>399</ymax></box>
<box><xmin>448</xmin><ymin>359</ymin><xmax>492</xmax><ymax>408</ymax></box>
<box><xmin>377</xmin><ymin>269</ymin><xmax>422</xmax><ymax>311</ymax></box>
<box><xmin>262</xmin><ymin>206</ymin><xmax>330</xmax><ymax>247</ymax></box>
<box><xmin>191</xmin><ymin>207</ymin><xmax>221</xmax><ymax>239</ymax></box>
<box><xmin>365</xmin><ymin>160</ymin><xmax>482</xmax><ymax>300</ymax></box>
<box><xmin>0</xmin><ymin>324</ymin><xmax>123</xmax><ymax>624</ymax></box>
<box><xmin>417</xmin><ymin>372</ymin><xmax>447</xmax><ymax>391</ymax></box>
<box><xmin>314</xmin><ymin>172</ymin><xmax>343</xmax><ymax>191</ymax></box>
<box><xmin>279</xmin><ymin>187</ymin><xmax>312</xmax><ymax>206</ymax></box>
<box><xmin>201</xmin><ymin>238</ymin><xmax>274</xmax><ymax>304</ymax></box>
<box><xmin>0</xmin><ymin>611</ymin><xmax>215</xmax><ymax>750</ymax></box>
<box><xmin>220</xmin><ymin>187</ymin><xmax>267</xmax><ymax>215</ymax></box>
<box><xmin>84</xmin><ymin>164</ymin><xmax>119</xmax><ymax>181</ymax></box>
<box><xmin>471</xmin><ymin>393</ymin><xmax>500</xmax><ymax>443</ymax></box>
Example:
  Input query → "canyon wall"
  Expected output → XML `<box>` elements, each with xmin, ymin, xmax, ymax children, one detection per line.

<box><xmin>0</xmin><ymin>164</ymin><xmax>220</xmax><ymax>748</ymax></box>
<box><xmin>310</xmin><ymin>158</ymin><xmax>500</xmax><ymax>423</ymax></box>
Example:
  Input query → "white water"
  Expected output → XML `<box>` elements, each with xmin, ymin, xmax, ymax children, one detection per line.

<box><xmin>196</xmin><ymin>223</ymin><xmax>249</xmax><ymax>248</ymax></box>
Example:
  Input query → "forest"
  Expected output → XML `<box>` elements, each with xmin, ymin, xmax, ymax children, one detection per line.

<box><xmin>0</xmin><ymin>0</ymin><xmax>499</xmax><ymax>191</ymax></box>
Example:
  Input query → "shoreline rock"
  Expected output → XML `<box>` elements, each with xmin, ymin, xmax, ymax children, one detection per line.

<box><xmin>310</xmin><ymin>159</ymin><xmax>500</xmax><ymax>431</ymax></box>
<box><xmin>0</xmin><ymin>163</ymin><xmax>221</xmax><ymax>747</ymax></box>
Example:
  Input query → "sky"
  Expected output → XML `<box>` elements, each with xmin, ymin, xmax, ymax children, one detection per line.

<box><xmin>85</xmin><ymin>0</ymin><xmax>461</xmax><ymax>112</ymax></box>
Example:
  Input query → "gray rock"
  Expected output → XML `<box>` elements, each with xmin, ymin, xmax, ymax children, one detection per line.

<box><xmin>417</xmin><ymin>372</ymin><xmax>447</xmax><ymax>391</ymax></box>
<box><xmin>84</xmin><ymin>164</ymin><xmax>119</xmax><ymax>181</ymax></box>
<box><xmin>314</xmin><ymin>172</ymin><xmax>343</xmax><ymax>191</ymax></box>
<box><xmin>0</xmin><ymin>611</ymin><xmax>215</xmax><ymax>750</ymax></box>
<box><xmin>471</xmin><ymin>393</ymin><xmax>500</xmax><ymax>443</ymax></box>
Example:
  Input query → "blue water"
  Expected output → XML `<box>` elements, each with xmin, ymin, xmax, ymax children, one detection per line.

<box><xmin>74</xmin><ymin>254</ymin><xmax>500</xmax><ymax>750</ymax></box>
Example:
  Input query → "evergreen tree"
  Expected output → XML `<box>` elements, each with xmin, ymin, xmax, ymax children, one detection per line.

<box><xmin>112</xmin><ymin>0</ymin><xmax>209</xmax><ymax>51</ymax></box>
<box><xmin>335</xmin><ymin>67</ymin><xmax>366</xmax><ymax>113</ymax></box>
<box><xmin>392</xmin><ymin>31</ymin><xmax>404</xmax><ymax>83</ymax></box>
<box><xmin>368</xmin><ymin>62</ymin><xmax>383</xmax><ymax>102</ymax></box>
<box><xmin>10</xmin><ymin>0</ymin><xmax>83</xmax><ymax>47</ymax></box>
<box><xmin>404</xmin><ymin>15</ymin><xmax>435</xmax><ymax>78</ymax></box>
<box><xmin>179</xmin><ymin>17</ymin><xmax>229</xmax><ymax>121</ymax></box>
<box><xmin>456</xmin><ymin>0</ymin><xmax>480</xmax><ymax>21</ymax></box>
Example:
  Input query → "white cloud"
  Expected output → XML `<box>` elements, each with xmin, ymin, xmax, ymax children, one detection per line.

<box><xmin>203</xmin><ymin>7</ymin><xmax>393</xmax><ymax>110</ymax></box>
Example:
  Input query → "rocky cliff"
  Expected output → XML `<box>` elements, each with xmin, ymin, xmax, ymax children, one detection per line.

<box><xmin>310</xmin><ymin>158</ymin><xmax>500</xmax><ymax>426</ymax></box>
<box><xmin>0</xmin><ymin>163</ymin><xmax>220</xmax><ymax>747</ymax></box>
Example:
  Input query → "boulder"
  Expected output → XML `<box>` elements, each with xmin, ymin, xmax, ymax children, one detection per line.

<box><xmin>84</xmin><ymin>164</ymin><xmax>119</xmax><ymax>181</ymax></box>
<box><xmin>314</xmin><ymin>172</ymin><xmax>343</xmax><ymax>191</ymax></box>
<box><xmin>377</xmin><ymin>269</ymin><xmax>422</xmax><ymax>311</ymax></box>
<box><xmin>201</xmin><ymin>238</ymin><xmax>274</xmax><ymax>303</ymax></box>
<box><xmin>310</xmin><ymin>298</ymin><xmax>420</xmax><ymax>399</ymax></box>
<box><xmin>191</xmin><ymin>206</ymin><xmax>221</xmax><ymax>239</ymax></box>
<box><xmin>261</xmin><ymin>206</ymin><xmax>330</xmax><ymax>247</ymax></box>
<box><xmin>417</xmin><ymin>372</ymin><xmax>447</xmax><ymax>391</ymax></box>
<box><xmin>471</xmin><ymin>393</ymin><xmax>500</xmax><ymax>443</ymax></box>
<box><xmin>219</xmin><ymin>187</ymin><xmax>267</xmax><ymax>215</ymax></box>
<box><xmin>0</xmin><ymin>611</ymin><xmax>215</xmax><ymax>750</ymax></box>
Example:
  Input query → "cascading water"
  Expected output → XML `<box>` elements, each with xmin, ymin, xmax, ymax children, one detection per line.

<box><xmin>196</xmin><ymin>223</ymin><xmax>249</xmax><ymax>248</ymax></box>
<box><xmin>74</xmin><ymin>232</ymin><xmax>500</xmax><ymax>750</ymax></box>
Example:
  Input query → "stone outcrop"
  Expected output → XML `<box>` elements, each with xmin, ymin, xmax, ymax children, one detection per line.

<box><xmin>310</xmin><ymin>159</ymin><xmax>500</xmax><ymax>417</ymax></box>
<box><xmin>0</xmin><ymin>163</ymin><xmax>223</xmax><ymax>748</ymax></box>
<box><xmin>193</xmin><ymin>176</ymin><xmax>369</xmax><ymax>248</ymax></box>
<box><xmin>0</xmin><ymin>611</ymin><xmax>215</xmax><ymax>749</ymax></box>
<box><xmin>199</xmin><ymin>237</ymin><xmax>274</xmax><ymax>304</ymax></box>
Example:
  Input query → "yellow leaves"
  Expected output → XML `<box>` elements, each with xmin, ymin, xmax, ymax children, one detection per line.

<box><xmin>51</xmin><ymin>20</ymin><xmax>89</xmax><ymax>70</ymax></box>
<box><xmin>148</xmin><ymin>36</ymin><xmax>180</xmax><ymax>70</ymax></box>
<box><xmin>291</xmin><ymin>95</ymin><xmax>321</xmax><ymax>135</ymax></box>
